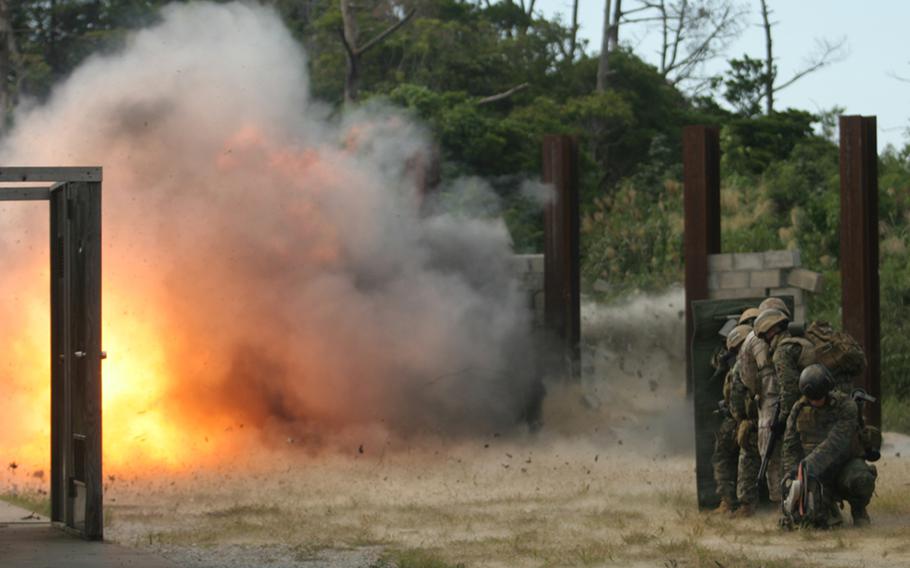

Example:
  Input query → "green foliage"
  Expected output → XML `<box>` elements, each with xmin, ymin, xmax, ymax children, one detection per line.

<box><xmin>878</xmin><ymin>145</ymin><xmax>910</xmax><ymax>403</ymax></box>
<box><xmin>10</xmin><ymin>0</ymin><xmax>177</xmax><ymax>98</ymax></box>
<box><xmin>722</xmin><ymin>55</ymin><xmax>770</xmax><ymax>117</ymax></box>
<box><xmin>883</xmin><ymin>397</ymin><xmax>910</xmax><ymax>434</ymax></box>
<box><xmin>722</xmin><ymin>109</ymin><xmax>817</xmax><ymax>175</ymax></box>
<box><xmin>580</xmin><ymin>179</ymin><xmax>684</xmax><ymax>297</ymax></box>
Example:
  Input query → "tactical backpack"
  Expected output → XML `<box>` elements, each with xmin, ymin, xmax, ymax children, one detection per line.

<box><xmin>803</xmin><ymin>321</ymin><xmax>867</xmax><ymax>379</ymax></box>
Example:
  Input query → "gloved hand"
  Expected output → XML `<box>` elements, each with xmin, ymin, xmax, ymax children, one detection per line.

<box><xmin>781</xmin><ymin>467</ymin><xmax>797</xmax><ymax>491</ymax></box>
<box><xmin>772</xmin><ymin>415</ymin><xmax>787</xmax><ymax>437</ymax></box>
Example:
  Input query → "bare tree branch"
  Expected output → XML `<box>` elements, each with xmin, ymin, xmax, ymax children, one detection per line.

<box><xmin>358</xmin><ymin>8</ymin><xmax>417</xmax><ymax>56</ymax></box>
<box><xmin>772</xmin><ymin>36</ymin><xmax>847</xmax><ymax>93</ymax></box>
<box><xmin>339</xmin><ymin>1</ymin><xmax>416</xmax><ymax>103</ymax></box>
<box><xmin>636</xmin><ymin>0</ymin><xmax>744</xmax><ymax>85</ymax></box>
<box><xmin>477</xmin><ymin>83</ymin><xmax>531</xmax><ymax>105</ymax></box>
<box><xmin>597</xmin><ymin>0</ymin><xmax>623</xmax><ymax>91</ymax></box>
<box><xmin>620</xmin><ymin>15</ymin><xmax>669</xmax><ymax>23</ymax></box>
<box><xmin>564</xmin><ymin>0</ymin><xmax>580</xmax><ymax>61</ymax></box>
<box><xmin>618</xmin><ymin>0</ymin><xmax>744</xmax><ymax>87</ymax></box>
<box><xmin>666</xmin><ymin>0</ymin><xmax>687</xmax><ymax>75</ymax></box>
<box><xmin>622</xmin><ymin>3</ymin><xmax>660</xmax><ymax>16</ymax></box>
<box><xmin>760</xmin><ymin>0</ymin><xmax>774</xmax><ymax>113</ymax></box>
<box><xmin>338</xmin><ymin>26</ymin><xmax>355</xmax><ymax>60</ymax></box>
<box><xmin>666</xmin><ymin>4</ymin><xmax>732</xmax><ymax>80</ymax></box>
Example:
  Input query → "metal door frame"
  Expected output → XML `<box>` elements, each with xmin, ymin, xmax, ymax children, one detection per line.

<box><xmin>0</xmin><ymin>167</ymin><xmax>103</xmax><ymax>540</ymax></box>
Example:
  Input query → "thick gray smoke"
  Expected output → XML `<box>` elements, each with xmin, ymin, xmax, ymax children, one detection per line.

<box><xmin>0</xmin><ymin>1</ymin><xmax>541</xmax><ymax>464</ymax></box>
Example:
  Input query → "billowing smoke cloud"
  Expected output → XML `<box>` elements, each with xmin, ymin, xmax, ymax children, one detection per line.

<box><xmin>0</xmin><ymin>2</ymin><xmax>541</xmax><ymax>469</ymax></box>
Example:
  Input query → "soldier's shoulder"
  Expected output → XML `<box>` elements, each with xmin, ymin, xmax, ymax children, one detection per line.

<box><xmin>789</xmin><ymin>396</ymin><xmax>810</xmax><ymax>416</ymax></box>
<box><xmin>773</xmin><ymin>336</ymin><xmax>804</xmax><ymax>359</ymax></box>
<box><xmin>829</xmin><ymin>391</ymin><xmax>858</xmax><ymax>416</ymax></box>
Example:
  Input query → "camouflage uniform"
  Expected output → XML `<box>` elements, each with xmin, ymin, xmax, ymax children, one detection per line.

<box><xmin>711</xmin><ymin>357</ymin><xmax>740</xmax><ymax>505</ymax></box>
<box><xmin>781</xmin><ymin>391</ymin><xmax>877</xmax><ymax>527</ymax></box>
<box><xmin>771</xmin><ymin>332</ymin><xmax>807</xmax><ymax>426</ymax></box>
<box><xmin>739</xmin><ymin>330</ymin><xmax>781</xmax><ymax>501</ymax></box>
<box><xmin>731</xmin><ymin>370</ymin><xmax>760</xmax><ymax>506</ymax></box>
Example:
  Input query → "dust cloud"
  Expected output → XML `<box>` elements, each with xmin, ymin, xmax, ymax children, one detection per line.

<box><xmin>538</xmin><ymin>288</ymin><xmax>692</xmax><ymax>455</ymax></box>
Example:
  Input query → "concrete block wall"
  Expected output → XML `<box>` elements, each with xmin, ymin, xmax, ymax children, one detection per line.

<box><xmin>707</xmin><ymin>250</ymin><xmax>822</xmax><ymax>324</ymax></box>
<box><xmin>512</xmin><ymin>254</ymin><xmax>545</xmax><ymax>324</ymax></box>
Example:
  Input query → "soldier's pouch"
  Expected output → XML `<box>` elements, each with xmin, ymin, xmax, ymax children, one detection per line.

<box><xmin>796</xmin><ymin>408</ymin><xmax>815</xmax><ymax>434</ymax></box>
<box><xmin>736</xmin><ymin>420</ymin><xmax>754</xmax><ymax>447</ymax></box>
<box><xmin>860</xmin><ymin>425</ymin><xmax>882</xmax><ymax>462</ymax></box>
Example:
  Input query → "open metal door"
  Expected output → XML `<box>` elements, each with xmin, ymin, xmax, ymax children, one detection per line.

<box><xmin>49</xmin><ymin>177</ymin><xmax>103</xmax><ymax>539</ymax></box>
<box><xmin>690</xmin><ymin>296</ymin><xmax>793</xmax><ymax>509</ymax></box>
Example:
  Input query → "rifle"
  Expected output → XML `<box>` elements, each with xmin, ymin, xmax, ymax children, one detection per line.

<box><xmin>757</xmin><ymin>398</ymin><xmax>783</xmax><ymax>483</ymax></box>
<box><xmin>710</xmin><ymin>348</ymin><xmax>735</xmax><ymax>382</ymax></box>
<box><xmin>851</xmin><ymin>387</ymin><xmax>877</xmax><ymax>406</ymax></box>
<box><xmin>852</xmin><ymin>388</ymin><xmax>880</xmax><ymax>461</ymax></box>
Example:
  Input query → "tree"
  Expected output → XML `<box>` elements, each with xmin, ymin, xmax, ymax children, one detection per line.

<box><xmin>560</xmin><ymin>0</ymin><xmax>581</xmax><ymax>61</ymax></box>
<box><xmin>597</xmin><ymin>0</ymin><xmax>745</xmax><ymax>91</ymax></box>
<box><xmin>723</xmin><ymin>55</ymin><xmax>767</xmax><ymax>117</ymax></box>
<box><xmin>0</xmin><ymin>0</ymin><xmax>21</xmax><ymax>123</ymax></box>
<box><xmin>649</xmin><ymin>0</ymin><xmax>745</xmax><ymax>88</ymax></box>
<box><xmin>758</xmin><ymin>0</ymin><xmax>846</xmax><ymax>114</ymax></box>
<box><xmin>596</xmin><ymin>0</ymin><xmax>622</xmax><ymax>91</ymax></box>
<box><xmin>338</xmin><ymin>0</ymin><xmax>416</xmax><ymax>102</ymax></box>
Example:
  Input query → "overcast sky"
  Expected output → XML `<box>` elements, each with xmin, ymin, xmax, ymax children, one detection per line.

<box><xmin>536</xmin><ymin>0</ymin><xmax>910</xmax><ymax>150</ymax></box>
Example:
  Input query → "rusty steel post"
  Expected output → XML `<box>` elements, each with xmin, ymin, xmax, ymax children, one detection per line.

<box><xmin>542</xmin><ymin>135</ymin><xmax>580</xmax><ymax>378</ymax></box>
<box><xmin>683</xmin><ymin>126</ymin><xmax>721</xmax><ymax>396</ymax></box>
<box><xmin>839</xmin><ymin>115</ymin><xmax>881</xmax><ymax>428</ymax></box>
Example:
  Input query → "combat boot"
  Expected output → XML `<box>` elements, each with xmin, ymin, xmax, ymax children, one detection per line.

<box><xmin>712</xmin><ymin>497</ymin><xmax>735</xmax><ymax>515</ymax></box>
<box><xmin>734</xmin><ymin>503</ymin><xmax>755</xmax><ymax>518</ymax></box>
<box><xmin>851</xmin><ymin>505</ymin><xmax>871</xmax><ymax>527</ymax></box>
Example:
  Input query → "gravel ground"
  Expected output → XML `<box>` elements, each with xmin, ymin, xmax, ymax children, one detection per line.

<box><xmin>153</xmin><ymin>543</ymin><xmax>385</xmax><ymax>568</ymax></box>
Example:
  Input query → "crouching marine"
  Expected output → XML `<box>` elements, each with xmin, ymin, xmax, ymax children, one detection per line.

<box><xmin>779</xmin><ymin>364</ymin><xmax>879</xmax><ymax>529</ymax></box>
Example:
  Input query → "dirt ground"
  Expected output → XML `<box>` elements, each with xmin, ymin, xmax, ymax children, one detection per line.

<box><xmin>8</xmin><ymin>293</ymin><xmax>909</xmax><ymax>567</ymax></box>
<box><xmin>99</xmin><ymin>430</ymin><xmax>910</xmax><ymax>568</ymax></box>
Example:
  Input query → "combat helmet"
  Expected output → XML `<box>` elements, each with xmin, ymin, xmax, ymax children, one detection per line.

<box><xmin>754</xmin><ymin>308</ymin><xmax>789</xmax><ymax>336</ymax></box>
<box><xmin>799</xmin><ymin>364</ymin><xmax>834</xmax><ymax>400</ymax></box>
<box><xmin>738</xmin><ymin>308</ymin><xmax>761</xmax><ymax>326</ymax></box>
<box><xmin>759</xmin><ymin>297</ymin><xmax>791</xmax><ymax>318</ymax></box>
<box><xmin>726</xmin><ymin>324</ymin><xmax>751</xmax><ymax>351</ymax></box>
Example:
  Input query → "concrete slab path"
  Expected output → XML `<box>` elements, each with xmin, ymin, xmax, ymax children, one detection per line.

<box><xmin>0</xmin><ymin>500</ymin><xmax>46</xmax><ymax>524</ymax></box>
<box><xmin>0</xmin><ymin>502</ymin><xmax>178</xmax><ymax>568</ymax></box>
